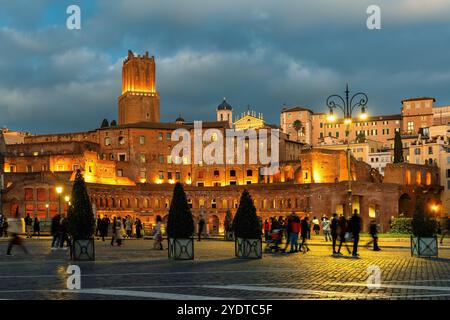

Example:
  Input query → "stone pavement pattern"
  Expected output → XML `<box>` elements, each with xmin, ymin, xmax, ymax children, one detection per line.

<box><xmin>0</xmin><ymin>238</ymin><xmax>449</xmax><ymax>300</ymax></box>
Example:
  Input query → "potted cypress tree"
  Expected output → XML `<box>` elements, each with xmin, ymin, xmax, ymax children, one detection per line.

<box><xmin>67</xmin><ymin>170</ymin><xmax>96</xmax><ymax>261</ymax></box>
<box><xmin>232</xmin><ymin>189</ymin><xmax>262</xmax><ymax>259</ymax></box>
<box><xmin>167</xmin><ymin>183</ymin><xmax>195</xmax><ymax>260</ymax></box>
<box><xmin>411</xmin><ymin>197</ymin><xmax>438</xmax><ymax>257</ymax></box>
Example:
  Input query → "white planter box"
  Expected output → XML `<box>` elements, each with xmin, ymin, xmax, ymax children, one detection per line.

<box><xmin>168</xmin><ymin>238</ymin><xmax>194</xmax><ymax>260</ymax></box>
<box><xmin>235</xmin><ymin>238</ymin><xmax>262</xmax><ymax>259</ymax></box>
<box><xmin>71</xmin><ymin>239</ymin><xmax>95</xmax><ymax>261</ymax></box>
<box><xmin>411</xmin><ymin>236</ymin><xmax>438</xmax><ymax>257</ymax></box>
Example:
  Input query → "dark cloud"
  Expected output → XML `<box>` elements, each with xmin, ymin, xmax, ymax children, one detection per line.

<box><xmin>0</xmin><ymin>0</ymin><xmax>449</xmax><ymax>133</ymax></box>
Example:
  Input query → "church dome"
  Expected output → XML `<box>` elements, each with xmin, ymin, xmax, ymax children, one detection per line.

<box><xmin>217</xmin><ymin>98</ymin><xmax>232</xmax><ymax>110</ymax></box>
<box><xmin>175</xmin><ymin>115</ymin><xmax>185</xmax><ymax>124</ymax></box>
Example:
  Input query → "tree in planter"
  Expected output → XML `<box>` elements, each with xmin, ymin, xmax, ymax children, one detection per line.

<box><xmin>232</xmin><ymin>190</ymin><xmax>262</xmax><ymax>258</ymax></box>
<box><xmin>167</xmin><ymin>183</ymin><xmax>194</xmax><ymax>238</ymax></box>
<box><xmin>393</xmin><ymin>131</ymin><xmax>404</xmax><ymax>163</ymax></box>
<box><xmin>411</xmin><ymin>197</ymin><xmax>438</xmax><ymax>257</ymax></box>
<box><xmin>67</xmin><ymin>170</ymin><xmax>96</xmax><ymax>260</ymax></box>
<box><xmin>232</xmin><ymin>190</ymin><xmax>260</xmax><ymax>239</ymax></box>
<box><xmin>67</xmin><ymin>170</ymin><xmax>95</xmax><ymax>240</ymax></box>
<box><xmin>167</xmin><ymin>183</ymin><xmax>195</xmax><ymax>259</ymax></box>
<box><xmin>412</xmin><ymin>197</ymin><xmax>437</xmax><ymax>238</ymax></box>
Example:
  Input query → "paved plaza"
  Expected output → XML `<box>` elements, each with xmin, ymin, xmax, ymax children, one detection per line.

<box><xmin>0</xmin><ymin>237</ymin><xmax>449</xmax><ymax>300</ymax></box>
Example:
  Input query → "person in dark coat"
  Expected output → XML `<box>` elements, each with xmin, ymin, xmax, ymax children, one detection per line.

<box><xmin>135</xmin><ymin>218</ymin><xmax>143</xmax><ymax>239</ymax></box>
<box><xmin>33</xmin><ymin>216</ymin><xmax>40</xmax><ymax>238</ymax></box>
<box><xmin>95</xmin><ymin>215</ymin><xmax>101</xmax><ymax>237</ymax></box>
<box><xmin>348</xmin><ymin>209</ymin><xmax>362</xmax><ymax>257</ymax></box>
<box><xmin>101</xmin><ymin>215</ymin><xmax>110</xmax><ymax>241</ymax></box>
<box><xmin>366</xmin><ymin>220</ymin><xmax>381</xmax><ymax>251</ymax></box>
<box><xmin>330</xmin><ymin>213</ymin><xmax>339</xmax><ymax>254</ymax></box>
<box><xmin>299</xmin><ymin>215</ymin><xmax>311</xmax><ymax>253</ymax></box>
<box><xmin>337</xmin><ymin>215</ymin><xmax>351</xmax><ymax>255</ymax></box>
<box><xmin>198</xmin><ymin>216</ymin><xmax>205</xmax><ymax>241</ymax></box>
<box><xmin>51</xmin><ymin>214</ymin><xmax>61</xmax><ymax>249</ymax></box>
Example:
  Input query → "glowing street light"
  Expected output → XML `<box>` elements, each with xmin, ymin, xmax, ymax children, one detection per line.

<box><xmin>56</xmin><ymin>186</ymin><xmax>63</xmax><ymax>217</ymax></box>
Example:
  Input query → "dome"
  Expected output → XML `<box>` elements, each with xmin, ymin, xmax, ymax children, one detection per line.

<box><xmin>175</xmin><ymin>114</ymin><xmax>185</xmax><ymax>123</ymax></box>
<box><xmin>217</xmin><ymin>98</ymin><xmax>232</xmax><ymax>110</ymax></box>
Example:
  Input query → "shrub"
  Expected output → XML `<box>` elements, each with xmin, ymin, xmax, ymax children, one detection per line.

<box><xmin>232</xmin><ymin>189</ymin><xmax>261</xmax><ymax>239</ymax></box>
<box><xmin>167</xmin><ymin>183</ymin><xmax>194</xmax><ymax>238</ymax></box>
<box><xmin>67</xmin><ymin>170</ymin><xmax>95</xmax><ymax>240</ymax></box>
<box><xmin>390</xmin><ymin>218</ymin><xmax>412</xmax><ymax>234</ymax></box>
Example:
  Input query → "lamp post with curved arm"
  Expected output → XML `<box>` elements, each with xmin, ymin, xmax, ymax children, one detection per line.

<box><xmin>326</xmin><ymin>84</ymin><xmax>368</xmax><ymax>218</ymax></box>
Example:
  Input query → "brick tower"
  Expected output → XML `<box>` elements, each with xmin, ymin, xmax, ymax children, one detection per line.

<box><xmin>118</xmin><ymin>50</ymin><xmax>160</xmax><ymax>125</ymax></box>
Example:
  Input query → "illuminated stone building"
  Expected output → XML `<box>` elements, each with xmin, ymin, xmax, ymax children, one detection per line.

<box><xmin>0</xmin><ymin>50</ymin><xmax>443</xmax><ymax>234</ymax></box>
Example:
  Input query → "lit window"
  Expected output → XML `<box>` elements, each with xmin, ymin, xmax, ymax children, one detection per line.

<box><xmin>104</xmin><ymin>137</ymin><xmax>111</xmax><ymax>146</ymax></box>
<box><xmin>139</xmin><ymin>136</ymin><xmax>145</xmax><ymax>145</ymax></box>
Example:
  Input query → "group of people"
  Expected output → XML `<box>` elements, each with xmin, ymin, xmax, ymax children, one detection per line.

<box><xmin>24</xmin><ymin>214</ymin><xmax>41</xmax><ymax>238</ymax></box>
<box><xmin>95</xmin><ymin>215</ymin><xmax>146</xmax><ymax>243</ymax></box>
<box><xmin>50</xmin><ymin>213</ymin><xmax>70</xmax><ymax>249</ymax></box>
<box><xmin>263</xmin><ymin>210</ymin><xmax>380</xmax><ymax>257</ymax></box>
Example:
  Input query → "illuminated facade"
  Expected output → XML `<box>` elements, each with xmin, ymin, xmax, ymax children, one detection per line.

<box><xmin>0</xmin><ymin>51</ymin><xmax>444</xmax><ymax>234</ymax></box>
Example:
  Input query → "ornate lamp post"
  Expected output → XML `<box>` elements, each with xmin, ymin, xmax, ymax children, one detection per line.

<box><xmin>56</xmin><ymin>186</ymin><xmax>63</xmax><ymax>217</ymax></box>
<box><xmin>326</xmin><ymin>84</ymin><xmax>368</xmax><ymax>217</ymax></box>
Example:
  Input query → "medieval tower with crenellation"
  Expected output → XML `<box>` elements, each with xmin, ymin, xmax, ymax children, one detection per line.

<box><xmin>118</xmin><ymin>50</ymin><xmax>160</xmax><ymax>124</ymax></box>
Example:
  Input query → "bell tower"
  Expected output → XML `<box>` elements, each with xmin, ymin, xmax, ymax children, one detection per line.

<box><xmin>118</xmin><ymin>50</ymin><xmax>160</xmax><ymax>125</ymax></box>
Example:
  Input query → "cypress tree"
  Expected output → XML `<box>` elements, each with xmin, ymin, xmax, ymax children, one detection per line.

<box><xmin>100</xmin><ymin>119</ymin><xmax>109</xmax><ymax>128</ymax></box>
<box><xmin>167</xmin><ymin>183</ymin><xmax>194</xmax><ymax>238</ymax></box>
<box><xmin>232</xmin><ymin>189</ymin><xmax>261</xmax><ymax>239</ymax></box>
<box><xmin>393</xmin><ymin>131</ymin><xmax>404</xmax><ymax>163</ymax></box>
<box><xmin>67</xmin><ymin>170</ymin><xmax>95</xmax><ymax>240</ymax></box>
<box><xmin>412</xmin><ymin>197</ymin><xmax>437</xmax><ymax>237</ymax></box>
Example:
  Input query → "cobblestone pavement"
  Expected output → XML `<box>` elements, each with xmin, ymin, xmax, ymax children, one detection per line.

<box><xmin>0</xmin><ymin>238</ymin><xmax>449</xmax><ymax>300</ymax></box>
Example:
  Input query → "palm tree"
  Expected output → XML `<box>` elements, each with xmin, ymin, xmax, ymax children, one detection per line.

<box><xmin>293</xmin><ymin>120</ymin><xmax>304</xmax><ymax>141</ymax></box>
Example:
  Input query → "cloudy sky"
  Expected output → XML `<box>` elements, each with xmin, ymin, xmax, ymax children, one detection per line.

<box><xmin>0</xmin><ymin>0</ymin><xmax>449</xmax><ymax>134</ymax></box>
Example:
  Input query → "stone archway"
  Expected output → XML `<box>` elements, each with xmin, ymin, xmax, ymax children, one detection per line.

<box><xmin>208</xmin><ymin>215</ymin><xmax>220</xmax><ymax>236</ymax></box>
<box><xmin>398</xmin><ymin>193</ymin><xmax>412</xmax><ymax>217</ymax></box>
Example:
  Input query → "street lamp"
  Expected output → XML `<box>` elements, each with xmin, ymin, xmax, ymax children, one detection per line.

<box><xmin>64</xmin><ymin>195</ymin><xmax>71</xmax><ymax>214</ymax></box>
<box><xmin>56</xmin><ymin>186</ymin><xmax>63</xmax><ymax>217</ymax></box>
<box><xmin>45</xmin><ymin>203</ymin><xmax>49</xmax><ymax>220</ymax></box>
<box><xmin>326</xmin><ymin>84</ymin><xmax>368</xmax><ymax>218</ymax></box>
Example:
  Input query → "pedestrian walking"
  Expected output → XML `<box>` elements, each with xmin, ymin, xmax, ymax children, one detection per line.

<box><xmin>153</xmin><ymin>215</ymin><xmax>163</xmax><ymax>250</ymax></box>
<box><xmin>135</xmin><ymin>218</ymin><xmax>143</xmax><ymax>239</ymax></box>
<box><xmin>51</xmin><ymin>214</ymin><xmax>60</xmax><ymax>249</ymax></box>
<box><xmin>101</xmin><ymin>215</ymin><xmax>110</xmax><ymax>241</ymax></box>
<box><xmin>337</xmin><ymin>215</ymin><xmax>351</xmax><ymax>255</ymax></box>
<box><xmin>312</xmin><ymin>216</ymin><xmax>320</xmax><ymax>235</ymax></box>
<box><xmin>0</xmin><ymin>213</ymin><xmax>4</xmax><ymax>238</ymax></box>
<box><xmin>263</xmin><ymin>219</ymin><xmax>270</xmax><ymax>242</ymax></box>
<box><xmin>33</xmin><ymin>216</ymin><xmax>40</xmax><ymax>238</ymax></box>
<box><xmin>322</xmin><ymin>216</ymin><xmax>331</xmax><ymax>242</ymax></box>
<box><xmin>348</xmin><ymin>209</ymin><xmax>362</xmax><ymax>257</ymax></box>
<box><xmin>6</xmin><ymin>207</ymin><xmax>28</xmax><ymax>256</ymax></box>
<box><xmin>299</xmin><ymin>215</ymin><xmax>311</xmax><ymax>253</ymax></box>
<box><xmin>95</xmin><ymin>215</ymin><xmax>101</xmax><ymax>238</ymax></box>
<box><xmin>282</xmin><ymin>215</ymin><xmax>291</xmax><ymax>252</ymax></box>
<box><xmin>111</xmin><ymin>217</ymin><xmax>123</xmax><ymax>246</ymax></box>
<box><xmin>125</xmin><ymin>216</ymin><xmax>133</xmax><ymax>238</ymax></box>
<box><xmin>330</xmin><ymin>213</ymin><xmax>339</xmax><ymax>254</ymax></box>
<box><xmin>198</xmin><ymin>216</ymin><xmax>205</xmax><ymax>241</ymax></box>
<box><xmin>288</xmin><ymin>212</ymin><xmax>301</xmax><ymax>253</ymax></box>
<box><xmin>59</xmin><ymin>216</ymin><xmax>70</xmax><ymax>249</ymax></box>
<box><xmin>24</xmin><ymin>213</ymin><xmax>33</xmax><ymax>238</ymax></box>
<box><xmin>2</xmin><ymin>218</ymin><xmax>8</xmax><ymax>237</ymax></box>
<box><xmin>366</xmin><ymin>220</ymin><xmax>381</xmax><ymax>251</ymax></box>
